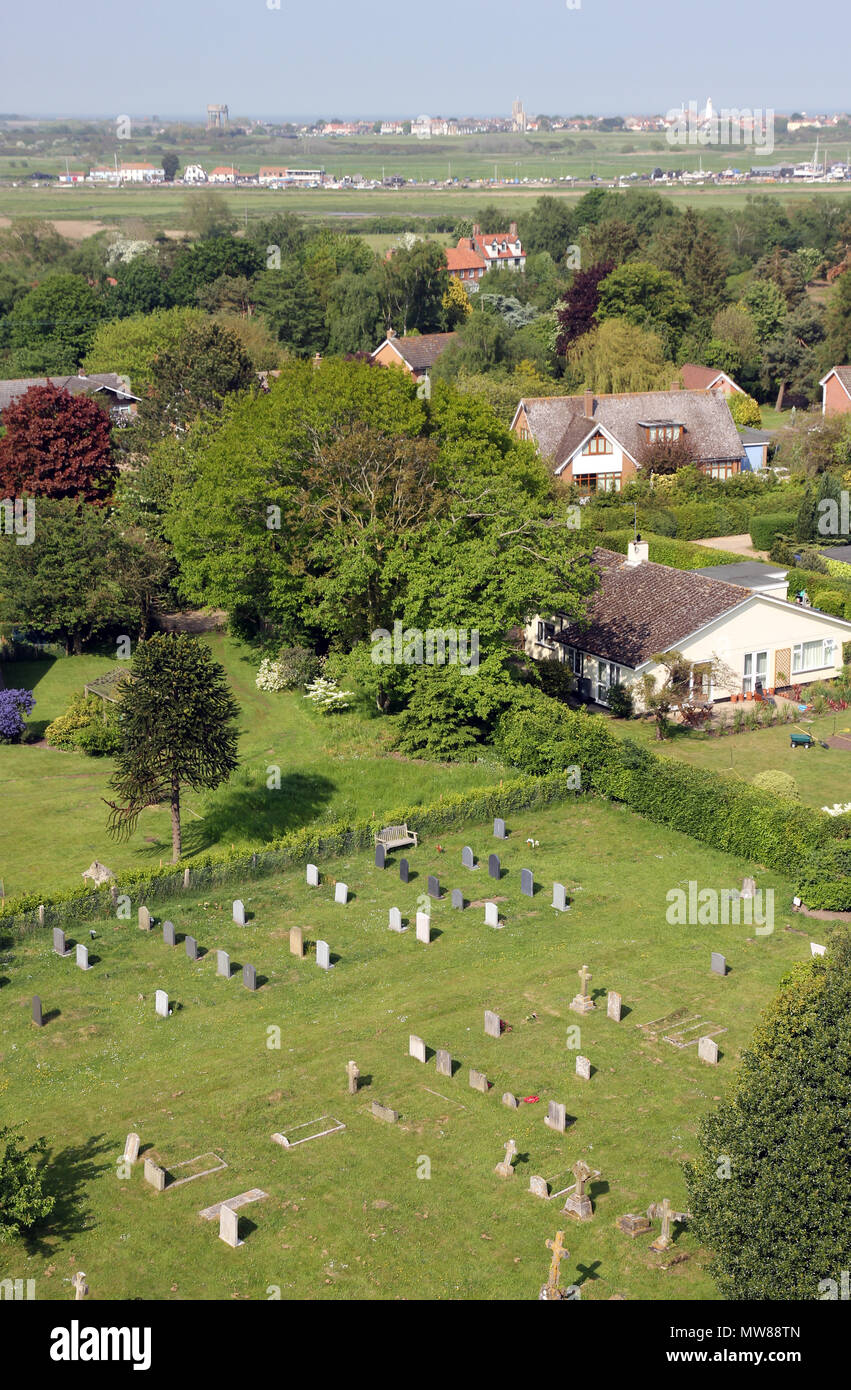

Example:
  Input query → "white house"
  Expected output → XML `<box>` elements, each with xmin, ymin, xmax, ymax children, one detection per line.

<box><xmin>526</xmin><ymin>541</ymin><xmax>851</xmax><ymax>708</ymax></box>
<box><xmin>118</xmin><ymin>162</ymin><xmax>164</xmax><ymax>183</ymax></box>
<box><xmin>182</xmin><ymin>164</ymin><xmax>208</xmax><ymax>183</ymax></box>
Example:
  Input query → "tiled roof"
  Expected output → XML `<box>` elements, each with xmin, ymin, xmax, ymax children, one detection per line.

<box><xmin>473</xmin><ymin>232</ymin><xmax>524</xmax><ymax>260</ymax></box>
<box><xmin>519</xmin><ymin>390</ymin><xmax>743</xmax><ymax>469</ymax></box>
<box><xmin>823</xmin><ymin>366</ymin><xmax>851</xmax><ymax>397</ymax></box>
<box><xmin>0</xmin><ymin>374</ymin><xmax>138</xmax><ymax>412</ymax></box>
<box><xmin>378</xmin><ymin>333</ymin><xmax>458</xmax><ymax>370</ymax></box>
<box><xmin>559</xmin><ymin>547</ymin><xmax>750</xmax><ymax>668</ymax></box>
<box><xmin>446</xmin><ymin>245</ymin><xmax>486</xmax><ymax>272</ymax></box>
<box><xmin>676</xmin><ymin>363</ymin><xmax>741</xmax><ymax>391</ymax></box>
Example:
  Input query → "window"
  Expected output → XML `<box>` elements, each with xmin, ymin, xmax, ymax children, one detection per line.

<box><xmin>573</xmin><ymin>473</ymin><xmax>599</xmax><ymax>496</ymax></box>
<box><xmin>565</xmin><ymin>646</ymin><xmax>582</xmax><ymax>676</ymax></box>
<box><xmin>702</xmin><ymin>461</ymin><xmax>737</xmax><ymax>479</ymax></box>
<box><xmin>597</xmin><ymin>660</ymin><xmax>620</xmax><ymax>704</ymax></box>
<box><xmin>793</xmin><ymin>638</ymin><xmax>835</xmax><ymax>674</ymax></box>
<box><xmin>582</xmin><ymin>434</ymin><xmax>612</xmax><ymax>455</ymax></box>
<box><xmin>647</xmin><ymin>425</ymin><xmax>681</xmax><ymax>443</ymax></box>
<box><xmin>537</xmin><ymin>620</ymin><xmax>556</xmax><ymax>643</ymax></box>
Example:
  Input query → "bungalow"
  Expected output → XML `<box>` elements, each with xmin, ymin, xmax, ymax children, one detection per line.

<box><xmin>0</xmin><ymin>373</ymin><xmax>141</xmax><ymax>422</ymax></box>
<box><xmin>674</xmin><ymin>363</ymin><xmax>745</xmax><ymax>396</ymax></box>
<box><xmin>525</xmin><ymin>541</ymin><xmax>851</xmax><ymax>708</ymax></box>
<box><xmin>370</xmin><ymin>329</ymin><xmax>458</xmax><ymax>381</ymax></box>
<box><xmin>820</xmin><ymin>366</ymin><xmax>851</xmax><ymax>416</ymax></box>
<box><xmin>512</xmin><ymin>389</ymin><xmax>744</xmax><ymax>493</ymax></box>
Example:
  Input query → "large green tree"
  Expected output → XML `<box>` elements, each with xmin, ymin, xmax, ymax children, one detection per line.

<box><xmin>6</xmin><ymin>272</ymin><xmax>104</xmax><ymax>374</ymax></box>
<box><xmin>595</xmin><ymin>261</ymin><xmax>692</xmax><ymax>354</ymax></box>
<box><xmin>106</xmin><ymin>634</ymin><xmax>239</xmax><ymax>861</ymax></box>
<box><xmin>0</xmin><ymin>1125</ymin><xmax>55</xmax><ymax>1243</ymax></box>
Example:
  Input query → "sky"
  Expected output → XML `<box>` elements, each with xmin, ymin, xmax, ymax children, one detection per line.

<box><xmin>0</xmin><ymin>0</ymin><xmax>848</xmax><ymax>120</ymax></box>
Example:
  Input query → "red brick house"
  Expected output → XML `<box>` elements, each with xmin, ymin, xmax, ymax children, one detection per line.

<box><xmin>445</xmin><ymin>243</ymin><xmax>487</xmax><ymax>289</ymax></box>
<box><xmin>370</xmin><ymin>330</ymin><xmax>458</xmax><ymax>381</ymax></box>
<box><xmin>675</xmin><ymin>363</ymin><xmax>744</xmax><ymax>396</ymax></box>
<box><xmin>820</xmin><ymin>366</ymin><xmax>851</xmax><ymax>416</ymax></box>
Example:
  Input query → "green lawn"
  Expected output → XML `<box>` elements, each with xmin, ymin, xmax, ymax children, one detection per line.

<box><xmin>0</xmin><ymin>798</ymin><xmax>811</xmax><ymax>1301</ymax></box>
<box><xmin>0</xmin><ymin>635</ymin><xmax>509</xmax><ymax>900</ymax></box>
<box><xmin>618</xmin><ymin>710</ymin><xmax>851</xmax><ymax>810</ymax></box>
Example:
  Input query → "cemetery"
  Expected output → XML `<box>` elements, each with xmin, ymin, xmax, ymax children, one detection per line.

<box><xmin>0</xmin><ymin>793</ymin><xmax>819</xmax><ymax>1301</ymax></box>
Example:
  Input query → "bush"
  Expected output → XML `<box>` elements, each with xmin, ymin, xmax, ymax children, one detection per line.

<box><xmin>751</xmin><ymin>769</ymin><xmax>800</xmax><ymax>800</ymax></box>
<box><xmin>749</xmin><ymin>513</ymin><xmax>797</xmax><ymax>550</ymax></box>
<box><xmin>74</xmin><ymin>719</ymin><xmax>122</xmax><ymax>756</ymax></box>
<box><xmin>536</xmin><ymin>657</ymin><xmax>574</xmax><ymax>703</ymax></box>
<box><xmin>256</xmin><ymin>647</ymin><xmax>320</xmax><ymax>691</ymax></box>
<box><xmin>727</xmin><ymin>392</ymin><xmax>762</xmax><ymax>428</ymax></box>
<box><xmin>813</xmin><ymin>589</ymin><xmax>846</xmax><ymax>618</ymax></box>
<box><xmin>0</xmin><ymin>688</ymin><xmax>36</xmax><ymax>743</ymax></box>
<box><xmin>598</xmin><ymin>530</ymin><xmax>744</xmax><ymax>570</ymax></box>
<box><xmin>44</xmin><ymin>692</ymin><xmax>120</xmax><ymax>755</ymax></box>
<box><xmin>606</xmin><ymin>681</ymin><xmax>634</xmax><ymax>718</ymax></box>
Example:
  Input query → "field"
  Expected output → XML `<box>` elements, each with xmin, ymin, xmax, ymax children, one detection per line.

<box><xmin>0</xmin><ymin>796</ymin><xmax>811</xmax><ymax>1301</ymax></box>
<box><xmin>0</xmin><ymin>637</ymin><xmax>509</xmax><ymax>900</ymax></box>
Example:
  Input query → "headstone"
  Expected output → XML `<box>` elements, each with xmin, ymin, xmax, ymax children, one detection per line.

<box><xmin>570</xmin><ymin>963</ymin><xmax>596</xmax><ymax>1015</ymax></box>
<box><xmin>415</xmin><ymin>912</ymin><xmax>431</xmax><ymax>944</ymax></box>
<box><xmin>435</xmin><ymin>1048</ymin><xmax>452</xmax><ymax>1077</ymax></box>
<box><xmin>375</xmin><ymin>842</ymin><xmax>386</xmax><ymax>870</ymax></box>
<box><xmin>155</xmin><ymin>989</ymin><xmax>169</xmax><ymax>1018</ymax></box>
<box><xmin>484</xmin><ymin>1009</ymin><xmax>501</xmax><ymax>1039</ymax></box>
<box><xmin>810</xmin><ymin>941</ymin><xmax>827</xmax><ymax>957</ymax></box>
<box><xmin>232</xmin><ymin>900</ymin><xmax>246</xmax><ymax>926</ymax></box>
<box><xmin>529</xmin><ymin>1175</ymin><xmax>549</xmax><ymax>1199</ymax></box>
<box><xmin>552</xmin><ymin>883</ymin><xmax>568</xmax><ymax>913</ymax></box>
<box><xmin>32</xmin><ymin>996</ymin><xmax>43</xmax><ymax>1028</ymax></box>
<box><xmin>216</xmin><ymin>950</ymin><xmax>231</xmax><ymax>978</ymax></box>
<box><xmin>388</xmin><ymin>907</ymin><xmax>404</xmax><ymax>933</ymax></box>
<box><xmin>427</xmin><ymin>874</ymin><xmax>440</xmax><ymax>900</ymax></box>
<box><xmin>243</xmin><ymin>963</ymin><xmax>257</xmax><ymax>991</ymax></box>
<box><xmin>502</xmin><ymin>1092</ymin><xmax>518</xmax><ymax>1109</ymax></box>
<box><xmin>183</xmin><ymin>867</ymin><xmax>191</xmax><ymax>890</ymax></box>
<box><xmin>306</xmin><ymin>863</ymin><xmax>319</xmax><ymax>887</ymax></box>
<box><xmin>409</xmin><ymin>1034</ymin><xmax>427</xmax><ymax>1063</ymax></box>
<box><xmin>469</xmin><ymin>1069</ymin><xmax>488</xmax><ymax>1093</ymax></box>
<box><xmin>38</xmin><ymin>904</ymin><xmax>45</xmax><ymax>927</ymax></box>
<box><xmin>52</xmin><ymin>927</ymin><xmax>70</xmax><ymax>956</ymax></box>
<box><xmin>289</xmin><ymin>926</ymin><xmax>304</xmax><ymax>956</ymax></box>
<box><xmin>451</xmin><ymin>889</ymin><xmax>463</xmax><ymax>910</ymax></box>
<box><xmin>334</xmin><ymin>882</ymin><xmax>348</xmax><ymax>905</ymax></box>
<box><xmin>139</xmin><ymin>906</ymin><xmax>152</xmax><ymax>932</ymax></box>
<box><xmin>371</xmin><ymin>1101</ymin><xmax>399</xmax><ymax>1124</ymax></box>
<box><xmin>616</xmin><ymin>1213</ymin><xmax>652</xmax><ymax>1238</ymax></box>
<box><xmin>493</xmin><ymin>818</ymin><xmax>507</xmax><ymax>839</ymax></box>
<box><xmin>648</xmin><ymin>1197</ymin><xmax>686</xmax><ymax>1253</ymax></box>
<box><xmin>219</xmin><ymin>1205</ymin><xmax>241</xmax><ymax>1247</ymax></box>
<box><xmin>163</xmin><ymin>921</ymin><xmax>176</xmax><ymax>947</ymax></box>
<box><xmin>710</xmin><ymin>951</ymin><xmax>727</xmax><ymax>976</ymax></box>
<box><xmin>575</xmin><ymin>1055</ymin><xmax>591</xmax><ymax>1080</ymax></box>
<box><xmin>562</xmin><ymin>1158</ymin><xmax>600</xmax><ymax>1221</ymax></box>
<box><xmin>607</xmin><ymin>990</ymin><xmax>622</xmax><ymax>1022</ymax></box>
<box><xmin>462</xmin><ymin>846</ymin><xmax>475</xmax><ymax>869</ymax></box>
<box><xmin>520</xmin><ymin>868</ymin><xmax>534</xmax><ymax>897</ymax></box>
<box><xmin>346</xmin><ymin>1060</ymin><xmax>360</xmax><ymax>1095</ymax></box>
<box><xmin>698</xmin><ymin>1035</ymin><xmax>719</xmax><ymax>1065</ymax></box>
<box><xmin>316</xmin><ymin>940</ymin><xmax>332</xmax><ymax>970</ymax></box>
<box><xmin>185</xmin><ymin>935</ymin><xmax>198</xmax><ymax>961</ymax></box>
<box><xmin>488</xmin><ymin>853</ymin><xmax>500</xmax><ymax>880</ymax></box>
<box><xmin>76</xmin><ymin>943</ymin><xmax>90</xmax><ymax>971</ymax></box>
<box><xmin>545</xmin><ymin>1100</ymin><xmax>566</xmax><ymax>1133</ymax></box>
<box><xmin>741</xmin><ymin>876</ymin><xmax>756</xmax><ymax>899</ymax></box>
<box><xmin>72</xmin><ymin>1272</ymin><xmax>88</xmax><ymax>1301</ymax></box>
<box><xmin>143</xmin><ymin>1158</ymin><xmax>166</xmax><ymax>1191</ymax></box>
<box><xmin>399</xmin><ymin>858</ymin><xmax>409</xmax><ymax>884</ymax></box>
<box><xmin>123</xmin><ymin>1133</ymin><xmax>140</xmax><ymax>1164</ymax></box>
<box><xmin>494</xmin><ymin>1139</ymin><xmax>518</xmax><ymax>1178</ymax></box>
<box><xmin>484</xmin><ymin>901</ymin><xmax>500</xmax><ymax>929</ymax></box>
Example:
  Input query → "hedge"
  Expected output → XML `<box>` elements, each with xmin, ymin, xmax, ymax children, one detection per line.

<box><xmin>599</xmin><ymin>530</ymin><xmax>744</xmax><ymax>570</ymax></box>
<box><xmin>749</xmin><ymin>513</ymin><xmax>798</xmax><ymax>550</ymax></box>
<box><xmin>0</xmin><ymin>769</ymin><xmax>580</xmax><ymax>933</ymax></box>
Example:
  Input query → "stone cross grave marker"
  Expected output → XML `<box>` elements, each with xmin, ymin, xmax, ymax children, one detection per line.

<box><xmin>347</xmin><ymin>1060</ymin><xmax>360</xmax><ymax>1095</ymax></box>
<box><xmin>570</xmin><ymin>964</ymin><xmax>596</xmax><ymax>1015</ymax></box>
<box><xmin>484</xmin><ymin>1009</ymin><xmax>501</xmax><ymax>1038</ymax></box>
<box><xmin>711</xmin><ymin>952</ymin><xmax>727</xmax><ymax>976</ymax></box>
<box><xmin>185</xmin><ymin>936</ymin><xmax>198</xmax><ymax>961</ymax></box>
<box><xmin>334</xmin><ymin>882</ymin><xmax>348</xmax><ymax>905</ymax></box>
<box><xmin>155</xmin><ymin>990</ymin><xmax>169</xmax><ymax>1018</ymax></box>
<box><xmin>484</xmin><ymin>901</ymin><xmax>500</xmax><ymax>929</ymax></box>
<box><xmin>123</xmin><ymin>1133</ymin><xmax>140</xmax><ymax>1164</ymax></box>
<box><xmin>435</xmin><ymin>1048</ymin><xmax>452</xmax><ymax>1077</ymax></box>
<box><xmin>543</xmin><ymin>1231</ymin><xmax>568</xmax><ymax>1300</ymax></box>
<box><xmin>306</xmin><ymin>863</ymin><xmax>319</xmax><ymax>887</ymax></box>
<box><xmin>375</xmin><ymin>842</ymin><xmax>386</xmax><ymax>870</ymax></box>
<box><xmin>316</xmin><ymin>940</ymin><xmax>332</xmax><ymax>970</ymax></box>
<box><xmin>488</xmin><ymin>853</ymin><xmax>500</xmax><ymax>880</ymax></box>
<box><xmin>243</xmin><ymin>963</ymin><xmax>257</xmax><ymax>991</ymax></box>
<box><xmin>52</xmin><ymin>928</ymin><xmax>71</xmax><ymax>957</ymax></box>
<box><xmin>139</xmin><ymin>906</ymin><xmax>152</xmax><ymax>932</ymax></box>
<box><xmin>493</xmin><ymin>818</ymin><xmax>507</xmax><ymax>839</ymax></box>
<box><xmin>72</xmin><ymin>1272</ymin><xmax>88</xmax><ymax>1301</ymax></box>
<box><xmin>144</xmin><ymin>1158</ymin><xmax>166</xmax><ymax>1191</ymax></box>
<box><xmin>648</xmin><ymin>1198</ymin><xmax>688</xmax><ymax>1252</ymax></box>
<box><xmin>575</xmin><ymin>1055</ymin><xmax>591</xmax><ymax>1080</ymax></box>
<box><xmin>462</xmin><ymin>846</ymin><xmax>475</xmax><ymax>870</ymax></box>
<box><xmin>607</xmin><ymin>990</ymin><xmax>622</xmax><ymax>1022</ymax></box>
<box><xmin>399</xmin><ymin>857</ymin><xmax>409</xmax><ymax>884</ymax></box>
<box><xmin>451</xmin><ymin>889</ymin><xmax>463</xmax><ymax>910</ymax></box>
<box><xmin>469</xmin><ymin>1069</ymin><xmax>488</xmax><ymax>1093</ymax></box>
<box><xmin>415</xmin><ymin>912</ymin><xmax>431</xmax><ymax>944</ymax></box>
<box><xmin>388</xmin><ymin>907</ymin><xmax>404</xmax><ymax>932</ymax></box>
<box><xmin>76</xmin><ymin>944</ymin><xmax>91</xmax><ymax>971</ymax></box>
<box><xmin>427</xmin><ymin>875</ymin><xmax>440</xmax><ymax>900</ymax></box>
<box><xmin>233</xmin><ymin>900</ymin><xmax>246</xmax><ymax>926</ymax></box>
<box><xmin>494</xmin><ymin>1139</ymin><xmax>518</xmax><ymax>1178</ymax></box>
<box><xmin>545</xmin><ymin>1100</ymin><xmax>566</xmax><ymax>1133</ymax></box>
<box><xmin>219</xmin><ymin>1205</ymin><xmax>241</xmax><ymax>1248</ymax></box>
<box><xmin>698</xmin><ymin>1035</ymin><xmax>719</xmax><ymax>1064</ymax></box>
<box><xmin>521</xmin><ymin>868</ymin><xmax>534</xmax><ymax>897</ymax></box>
<box><xmin>562</xmin><ymin>1159</ymin><xmax>601</xmax><ymax>1221</ymax></box>
<box><xmin>163</xmin><ymin>921</ymin><xmax>176</xmax><ymax>947</ymax></box>
<box><xmin>552</xmin><ymin>883</ymin><xmax>568</xmax><ymax>913</ymax></box>
<box><xmin>529</xmin><ymin>1175</ymin><xmax>549</xmax><ymax>1199</ymax></box>
<box><xmin>32</xmin><ymin>996</ymin><xmax>44</xmax><ymax>1028</ymax></box>
<box><xmin>409</xmin><ymin>1034</ymin><xmax>427</xmax><ymax>1063</ymax></box>
<box><xmin>289</xmin><ymin>926</ymin><xmax>304</xmax><ymax>956</ymax></box>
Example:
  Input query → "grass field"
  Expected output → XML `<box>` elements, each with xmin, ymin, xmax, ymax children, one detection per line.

<box><xmin>0</xmin><ymin>796</ymin><xmax>812</xmax><ymax>1301</ymax></box>
<box><xmin>0</xmin><ymin>636</ymin><xmax>509</xmax><ymax>900</ymax></box>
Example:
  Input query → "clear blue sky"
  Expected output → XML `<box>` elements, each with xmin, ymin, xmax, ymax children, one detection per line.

<box><xmin>0</xmin><ymin>0</ymin><xmax>847</xmax><ymax>120</ymax></box>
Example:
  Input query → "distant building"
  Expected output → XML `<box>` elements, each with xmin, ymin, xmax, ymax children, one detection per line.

<box><xmin>119</xmin><ymin>162</ymin><xmax>164</xmax><ymax>183</ymax></box>
<box><xmin>370</xmin><ymin>329</ymin><xmax>458</xmax><ymax>381</ymax></box>
<box><xmin>0</xmin><ymin>372</ymin><xmax>140</xmax><ymax>423</ymax></box>
<box><xmin>820</xmin><ymin>366</ymin><xmax>851</xmax><ymax>415</ymax></box>
<box><xmin>675</xmin><ymin>364</ymin><xmax>745</xmax><ymax>397</ymax></box>
<box><xmin>469</xmin><ymin>222</ymin><xmax>525</xmax><ymax>271</ymax></box>
<box><xmin>182</xmin><ymin>164</ymin><xmax>208</xmax><ymax>183</ymax></box>
<box><xmin>511</xmin><ymin>98</ymin><xmax>527</xmax><ymax>133</ymax></box>
<box><xmin>208</xmin><ymin>166</ymin><xmax>239</xmax><ymax>183</ymax></box>
<box><xmin>207</xmin><ymin>104</ymin><xmax>229</xmax><ymax>130</ymax></box>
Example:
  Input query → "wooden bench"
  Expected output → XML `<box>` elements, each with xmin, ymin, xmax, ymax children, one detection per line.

<box><xmin>375</xmin><ymin>823</ymin><xmax>418</xmax><ymax>851</ymax></box>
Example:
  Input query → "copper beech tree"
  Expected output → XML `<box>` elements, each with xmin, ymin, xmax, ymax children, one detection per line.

<box><xmin>0</xmin><ymin>383</ymin><xmax>117</xmax><ymax>503</ymax></box>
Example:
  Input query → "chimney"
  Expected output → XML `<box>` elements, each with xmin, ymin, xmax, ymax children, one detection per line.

<box><xmin>584</xmin><ymin>389</ymin><xmax>594</xmax><ymax>418</ymax></box>
<box><xmin>386</xmin><ymin>327</ymin><xmax>396</xmax><ymax>340</ymax></box>
<box><xmin>472</xmin><ymin>223</ymin><xmax>480</xmax><ymax>237</ymax></box>
<box><xmin>509</xmin><ymin>221</ymin><xmax>518</xmax><ymax>237</ymax></box>
<box><xmin>671</xmin><ymin>377</ymin><xmax>680</xmax><ymax>390</ymax></box>
<box><xmin>626</xmin><ymin>536</ymin><xmax>650</xmax><ymax>567</ymax></box>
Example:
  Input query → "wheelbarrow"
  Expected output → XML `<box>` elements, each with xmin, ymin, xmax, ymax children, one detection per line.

<box><xmin>790</xmin><ymin>731</ymin><xmax>815</xmax><ymax>749</ymax></box>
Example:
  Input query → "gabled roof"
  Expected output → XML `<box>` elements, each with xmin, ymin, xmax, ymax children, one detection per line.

<box><xmin>559</xmin><ymin>547</ymin><xmax>751</xmax><ymax>668</ymax></box>
<box><xmin>0</xmin><ymin>373</ymin><xmax>139</xmax><ymax>412</ymax></box>
<box><xmin>445</xmin><ymin>245</ymin><xmax>487</xmax><ymax>273</ymax></box>
<box><xmin>820</xmin><ymin>366</ymin><xmax>851</xmax><ymax>400</ymax></box>
<box><xmin>515</xmin><ymin>390</ymin><xmax>743</xmax><ymax>470</ymax></box>
<box><xmin>677</xmin><ymin>363</ymin><xmax>744</xmax><ymax>393</ymax></box>
<box><xmin>472</xmin><ymin>232</ymin><xmax>524</xmax><ymax>260</ymax></box>
<box><xmin>371</xmin><ymin>332</ymin><xmax>457</xmax><ymax>371</ymax></box>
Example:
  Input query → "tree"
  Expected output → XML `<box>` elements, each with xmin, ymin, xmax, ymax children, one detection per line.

<box><xmin>83</xmin><ymin>306</ymin><xmax>206</xmax><ymax>391</ymax></box>
<box><xmin>109</xmin><ymin>252</ymin><xmax>170</xmax><ymax>316</ymax></box>
<box><xmin>727</xmin><ymin>393</ymin><xmax>762</xmax><ymax>428</ymax></box>
<box><xmin>430</xmin><ymin>311</ymin><xmax>511</xmax><ymax>379</ymax></box>
<box><xmin>166</xmin><ymin>236</ymin><xmax>263</xmax><ymax>307</ymax></box>
<box><xmin>106</xmin><ymin>634</ymin><xmax>239</xmax><ymax>861</ymax></box>
<box><xmin>141</xmin><ymin>318</ymin><xmax>255</xmax><ymax>431</ymax></box>
<box><xmin>684</xmin><ymin>932</ymin><xmax>851</xmax><ymax>1299</ymax></box>
<box><xmin>253</xmin><ymin>262</ymin><xmax>328</xmax><ymax>355</ymax></box>
<box><xmin>582</xmin><ymin>218</ymin><xmax>640</xmax><ymax>269</ymax></box>
<box><xmin>739</xmin><ymin>279</ymin><xmax>787</xmax><ymax>344</ymax></box>
<box><xmin>181</xmin><ymin>188</ymin><xmax>237</xmax><ymax>239</ymax></box>
<box><xmin>379</xmin><ymin>240</ymin><xmax>449</xmax><ymax>335</ymax></box>
<box><xmin>441</xmin><ymin>274</ymin><xmax>472</xmax><ymax>327</ymax></box>
<box><xmin>0</xmin><ymin>383</ymin><xmax>116</xmax><ymax>502</ymax></box>
<box><xmin>0</xmin><ymin>1125</ymin><xmax>55</xmax><ymax>1242</ymax></box>
<box><xmin>596</xmin><ymin>261</ymin><xmax>693</xmax><ymax>353</ymax></box>
<box><xmin>6</xmin><ymin>273</ymin><xmax>104</xmax><ymax>374</ymax></box>
<box><xmin>566</xmin><ymin>318</ymin><xmax>672</xmax><ymax>393</ymax></box>
<box><xmin>634</xmin><ymin>431</ymin><xmax>697</xmax><ymax>477</ymax></box>
<box><xmin>325</xmin><ymin>269</ymin><xmax>385</xmax><ymax>354</ymax></box>
<box><xmin>555</xmin><ymin>260</ymin><xmax>614</xmax><ymax>353</ymax></box>
<box><xmin>161</xmin><ymin>152</ymin><xmax>179</xmax><ymax>182</ymax></box>
<box><xmin>648</xmin><ymin>208</ymin><xmax>729</xmax><ymax>320</ymax></box>
<box><xmin>639</xmin><ymin>649</ymin><xmax>734</xmax><ymax>736</ymax></box>
<box><xmin>519</xmin><ymin>196</ymin><xmax>576</xmax><ymax>260</ymax></box>
<box><xmin>761</xmin><ymin>302</ymin><xmax>825</xmax><ymax>409</ymax></box>
<box><xmin>823</xmin><ymin>268</ymin><xmax>851</xmax><ymax>368</ymax></box>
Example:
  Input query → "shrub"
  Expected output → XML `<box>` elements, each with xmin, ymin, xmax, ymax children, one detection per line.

<box><xmin>606</xmin><ymin>681</ymin><xmax>634</xmax><ymax>718</ymax></box>
<box><xmin>727</xmin><ymin>392</ymin><xmax>762</xmax><ymax>428</ymax></box>
<box><xmin>256</xmin><ymin>647</ymin><xmax>320</xmax><ymax>691</ymax></box>
<box><xmin>536</xmin><ymin>657</ymin><xmax>575</xmax><ymax>703</ymax></box>
<box><xmin>303</xmin><ymin>676</ymin><xmax>353</xmax><ymax>713</ymax></box>
<box><xmin>0</xmin><ymin>1124</ymin><xmax>56</xmax><ymax>1242</ymax></box>
<box><xmin>749</xmin><ymin>513</ymin><xmax>797</xmax><ymax>550</ymax></box>
<box><xmin>44</xmin><ymin>692</ymin><xmax>117</xmax><ymax>754</ymax></box>
<box><xmin>751</xmin><ymin>769</ymin><xmax>800</xmax><ymax>800</ymax></box>
<box><xmin>0</xmin><ymin>688</ymin><xmax>36</xmax><ymax>743</ymax></box>
<box><xmin>598</xmin><ymin>530</ymin><xmax>743</xmax><ymax>570</ymax></box>
<box><xmin>814</xmin><ymin>590</ymin><xmax>847</xmax><ymax>618</ymax></box>
<box><xmin>74</xmin><ymin>719</ymin><xmax>122</xmax><ymax>756</ymax></box>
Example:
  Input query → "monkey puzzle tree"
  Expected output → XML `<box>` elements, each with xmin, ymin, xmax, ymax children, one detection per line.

<box><xmin>105</xmin><ymin>634</ymin><xmax>239</xmax><ymax>861</ymax></box>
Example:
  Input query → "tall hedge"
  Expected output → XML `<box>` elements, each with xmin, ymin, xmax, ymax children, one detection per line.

<box><xmin>599</xmin><ymin>530</ymin><xmax>746</xmax><ymax>570</ymax></box>
<box><xmin>749</xmin><ymin>513</ymin><xmax>798</xmax><ymax>550</ymax></box>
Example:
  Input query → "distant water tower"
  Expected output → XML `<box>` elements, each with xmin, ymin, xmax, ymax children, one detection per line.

<box><xmin>207</xmin><ymin>104</ymin><xmax>229</xmax><ymax>130</ymax></box>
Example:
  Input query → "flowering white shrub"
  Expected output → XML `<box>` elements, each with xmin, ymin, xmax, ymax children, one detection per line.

<box><xmin>106</xmin><ymin>236</ymin><xmax>154</xmax><ymax>266</ymax></box>
<box><xmin>255</xmin><ymin>658</ymin><xmax>289</xmax><ymax>692</ymax></box>
<box><xmin>823</xmin><ymin>801</ymin><xmax>851</xmax><ymax>817</ymax></box>
<box><xmin>303</xmin><ymin>676</ymin><xmax>353</xmax><ymax>713</ymax></box>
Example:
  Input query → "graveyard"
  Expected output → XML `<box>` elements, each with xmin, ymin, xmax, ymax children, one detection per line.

<box><xmin>0</xmin><ymin>796</ymin><xmax>810</xmax><ymax>1301</ymax></box>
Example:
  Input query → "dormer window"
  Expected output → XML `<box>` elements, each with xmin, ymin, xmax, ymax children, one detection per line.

<box><xmin>640</xmin><ymin>420</ymin><xmax>684</xmax><ymax>443</ymax></box>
